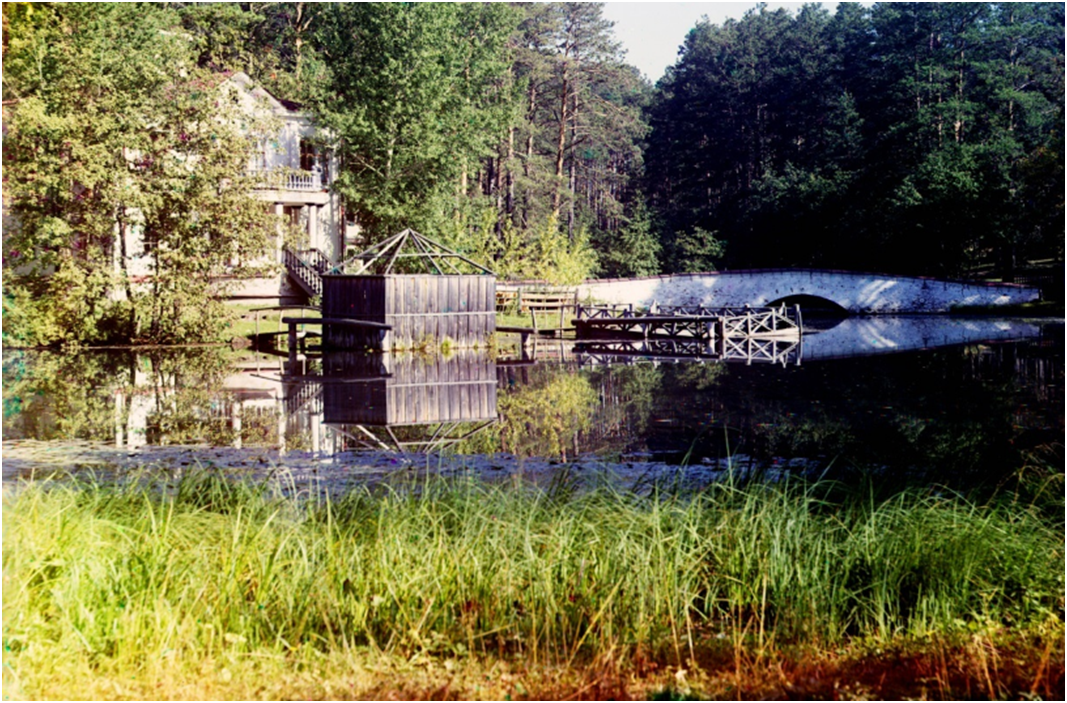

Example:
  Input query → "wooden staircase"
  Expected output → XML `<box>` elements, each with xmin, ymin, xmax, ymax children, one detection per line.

<box><xmin>283</xmin><ymin>247</ymin><xmax>331</xmax><ymax>297</ymax></box>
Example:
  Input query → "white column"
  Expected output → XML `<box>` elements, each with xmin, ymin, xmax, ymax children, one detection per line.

<box><xmin>277</xmin><ymin>396</ymin><xmax>287</xmax><ymax>456</ymax></box>
<box><xmin>115</xmin><ymin>391</ymin><xmax>125</xmax><ymax>448</ymax></box>
<box><xmin>275</xmin><ymin>202</ymin><xmax>284</xmax><ymax>261</ymax></box>
<box><xmin>307</xmin><ymin>204</ymin><xmax>319</xmax><ymax>251</ymax></box>
<box><xmin>311</xmin><ymin>410</ymin><xmax>321</xmax><ymax>455</ymax></box>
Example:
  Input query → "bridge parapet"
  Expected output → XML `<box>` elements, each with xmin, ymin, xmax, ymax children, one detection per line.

<box><xmin>575</xmin><ymin>269</ymin><xmax>1040</xmax><ymax>314</ymax></box>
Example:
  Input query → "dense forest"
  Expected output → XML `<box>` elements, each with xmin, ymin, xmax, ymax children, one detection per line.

<box><xmin>647</xmin><ymin>2</ymin><xmax>1064</xmax><ymax>279</ymax></box>
<box><xmin>3</xmin><ymin>2</ymin><xmax>1064</xmax><ymax>343</ymax></box>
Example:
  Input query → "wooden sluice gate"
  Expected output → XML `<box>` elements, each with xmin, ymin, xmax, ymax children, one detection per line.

<box><xmin>279</xmin><ymin>229</ymin><xmax>496</xmax><ymax>354</ymax></box>
<box><xmin>573</xmin><ymin>303</ymin><xmax>803</xmax><ymax>366</ymax></box>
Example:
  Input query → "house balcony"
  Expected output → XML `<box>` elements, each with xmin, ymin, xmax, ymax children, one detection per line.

<box><xmin>248</xmin><ymin>167</ymin><xmax>330</xmax><ymax>204</ymax></box>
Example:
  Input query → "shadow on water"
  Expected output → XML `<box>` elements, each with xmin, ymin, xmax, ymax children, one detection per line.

<box><xmin>3</xmin><ymin>317</ymin><xmax>1063</xmax><ymax>495</ymax></box>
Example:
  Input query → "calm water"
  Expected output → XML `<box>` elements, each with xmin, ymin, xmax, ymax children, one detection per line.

<box><xmin>3</xmin><ymin>316</ymin><xmax>1062</xmax><ymax>491</ymax></box>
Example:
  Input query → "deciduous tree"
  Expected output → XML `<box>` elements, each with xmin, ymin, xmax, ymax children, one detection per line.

<box><xmin>3</xmin><ymin>3</ymin><xmax>274</xmax><ymax>345</ymax></box>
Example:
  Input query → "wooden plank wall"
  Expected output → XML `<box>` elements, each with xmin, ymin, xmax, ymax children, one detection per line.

<box><xmin>322</xmin><ymin>276</ymin><xmax>387</xmax><ymax>322</ymax></box>
<box><xmin>321</xmin><ymin>352</ymin><xmax>497</xmax><ymax>426</ymax></box>
<box><xmin>322</xmin><ymin>274</ymin><xmax>495</xmax><ymax>350</ymax></box>
<box><xmin>385</xmin><ymin>275</ymin><xmax>495</xmax><ymax>350</ymax></box>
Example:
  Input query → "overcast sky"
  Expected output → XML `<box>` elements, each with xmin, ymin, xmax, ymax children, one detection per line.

<box><xmin>600</xmin><ymin>2</ymin><xmax>844</xmax><ymax>83</ymax></box>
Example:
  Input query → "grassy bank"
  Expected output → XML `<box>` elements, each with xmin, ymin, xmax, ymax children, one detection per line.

<box><xmin>4</xmin><ymin>470</ymin><xmax>1063</xmax><ymax>699</ymax></box>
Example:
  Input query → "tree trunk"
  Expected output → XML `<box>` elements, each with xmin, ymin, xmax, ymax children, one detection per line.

<box><xmin>506</xmin><ymin>125</ymin><xmax>515</xmax><ymax>225</ymax></box>
<box><xmin>552</xmin><ymin>67</ymin><xmax>569</xmax><ymax>219</ymax></box>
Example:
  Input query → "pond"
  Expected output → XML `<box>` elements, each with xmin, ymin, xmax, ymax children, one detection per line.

<box><xmin>3</xmin><ymin>316</ymin><xmax>1062</xmax><ymax>494</ymax></box>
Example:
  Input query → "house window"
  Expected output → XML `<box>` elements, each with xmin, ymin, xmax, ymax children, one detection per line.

<box><xmin>300</xmin><ymin>139</ymin><xmax>315</xmax><ymax>172</ymax></box>
<box><xmin>300</xmin><ymin>139</ymin><xmax>328</xmax><ymax>185</ymax></box>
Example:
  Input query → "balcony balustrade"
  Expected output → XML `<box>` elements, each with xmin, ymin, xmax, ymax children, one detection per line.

<box><xmin>248</xmin><ymin>166</ymin><xmax>325</xmax><ymax>192</ymax></box>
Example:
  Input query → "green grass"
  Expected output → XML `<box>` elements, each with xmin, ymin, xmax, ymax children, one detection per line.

<box><xmin>496</xmin><ymin>310</ymin><xmax>576</xmax><ymax>331</ymax></box>
<box><xmin>4</xmin><ymin>469</ymin><xmax>1063</xmax><ymax>698</ymax></box>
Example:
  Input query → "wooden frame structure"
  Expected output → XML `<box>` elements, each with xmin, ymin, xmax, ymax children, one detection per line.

<box><xmin>337</xmin><ymin>228</ymin><xmax>494</xmax><ymax>276</ymax></box>
<box><xmin>574</xmin><ymin>336</ymin><xmax>802</xmax><ymax>367</ymax></box>
<box><xmin>284</xmin><ymin>229</ymin><xmax>499</xmax><ymax>351</ymax></box>
<box><xmin>574</xmin><ymin>304</ymin><xmax>801</xmax><ymax>342</ymax></box>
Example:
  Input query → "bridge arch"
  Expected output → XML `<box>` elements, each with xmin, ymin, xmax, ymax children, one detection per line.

<box><xmin>765</xmin><ymin>294</ymin><xmax>849</xmax><ymax>316</ymax></box>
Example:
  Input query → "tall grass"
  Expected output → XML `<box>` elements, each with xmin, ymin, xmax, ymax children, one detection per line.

<box><xmin>3</xmin><ymin>469</ymin><xmax>1063</xmax><ymax>693</ymax></box>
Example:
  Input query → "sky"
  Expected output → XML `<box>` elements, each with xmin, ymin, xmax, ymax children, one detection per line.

<box><xmin>600</xmin><ymin>2</ymin><xmax>843</xmax><ymax>83</ymax></box>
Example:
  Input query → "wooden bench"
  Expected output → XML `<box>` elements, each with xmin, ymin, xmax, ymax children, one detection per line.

<box><xmin>496</xmin><ymin>288</ymin><xmax>578</xmax><ymax>314</ymax></box>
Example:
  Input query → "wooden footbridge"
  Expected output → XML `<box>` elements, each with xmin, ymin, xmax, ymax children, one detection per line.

<box><xmin>573</xmin><ymin>303</ymin><xmax>802</xmax><ymax>342</ymax></box>
<box><xmin>564</xmin><ymin>303</ymin><xmax>804</xmax><ymax>366</ymax></box>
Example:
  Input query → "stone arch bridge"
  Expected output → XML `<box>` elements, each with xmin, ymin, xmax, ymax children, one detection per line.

<box><xmin>572</xmin><ymin>269</ymin><xmax>1039</xmax><ymax>314</ymax></box>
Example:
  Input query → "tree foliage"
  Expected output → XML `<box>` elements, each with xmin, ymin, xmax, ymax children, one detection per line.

<box><xmin>306</xmin><ymin>3</ymin><xmax>517</xmax><ymax>241</ymax></box>
<box><xmin>3</xmin><ymin>3</ymin><xmax>275</xmax><ymax>345</ymax></box>
<box><xmin>646</xmin><ymin>2</ymin><xmax>1064</xmax><ymax>277</ymax></box>
<box><xmin>5</xmin><ymin>2</ymin><xmax>1062</xmax><ymax>348</ymax></box>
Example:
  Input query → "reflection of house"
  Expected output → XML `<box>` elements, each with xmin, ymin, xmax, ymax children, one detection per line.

<box><xmin>223</xmin><ymin>72</ymin><xmax>358</xmax><ymax>304</ymax></box>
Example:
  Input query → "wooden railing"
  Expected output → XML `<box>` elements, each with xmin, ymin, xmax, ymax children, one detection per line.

<box><xmin>283</xmin><ymin>246</ymin><xmax>330</xmax><ymax>297</ymax></box>
<box><xmin>575</xmin><ymin>303</ymin><xmax>635</xmax><ymax>319</ymax></box>
<box><xmin>720</xmin><ymin>306</ymin><xmax>801</xmax><ymax>338</ymax></box>
<box><xmin>496</xmin><ymin>288</ymin><xmax>578</xmax><ymax>313</ymax></box>
<box><xmin>573</xmin><ymin>303</ymin><xmax>802</xmax><ymax>341</ymax></box>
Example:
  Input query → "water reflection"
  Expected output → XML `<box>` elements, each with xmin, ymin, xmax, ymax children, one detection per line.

<box><xmin>574</xmin><ymin>336</ymin><xmax>801</xmax><ymax>366</ymax></box>
<box><xmin>314</xmin><ymin>352</ymin><xmax>496</xmax><ymax>453</ymax></box>
<box><xmin>801</xmin><ymin>316</ymin><xmax>1046</xmax><ymax>361</ymax></box>
<box><xmin>3</xmin><ymin>317</ymin><xmax>1062</xmax><ymax>490</ymax></box>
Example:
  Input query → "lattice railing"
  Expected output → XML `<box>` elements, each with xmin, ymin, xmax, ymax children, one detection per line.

<box><xmin>575</xmin><ymin>303</ymin><xmax>636</xmax><ymax>319</ymax></box>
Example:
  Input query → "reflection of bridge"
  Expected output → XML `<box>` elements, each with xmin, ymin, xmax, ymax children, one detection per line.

<box><xmin>574</xmin><ymin>269</ymin><xmax>1039</xmax><ymax>314</ymax></box>
<box><xmin>575</xmin><ymin>337</ymin><xmax>801</xmax><ymax>368</ymax></box>
<box><xmin>800</xmin><ymin>317</ymin><xmax>1048</xmax><ymax>361</ymax></box>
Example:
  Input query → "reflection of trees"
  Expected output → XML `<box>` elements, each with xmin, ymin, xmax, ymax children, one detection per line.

<box><xmin>719</xmin><ymin>340</ymin><xmax>1064</xmax><ymax>488</ymax></box>
<box><xmin>3</xmin><ymin>351</ymin><xmax>126</xmax><ymax>441</ymax></box>
<box><xmin>2</xmin><ymin>349</ymin><xmax>257</xmax><ymax>446</ymax></box>
<box><xmin>455</xmin><ymin>367</ymin><xmax>597</xmax><ymax>461</ymax></box>
<box><xmin>484</xmin><ymin>338</ymin><xmax>1062</xmax><ymax>492</ymax></box>
<box><xmin>459</xmin><ymin>363</ymin><xmax>723</xmax><ymax>462</ymax></box>
<box><xmin>582</xmin><ymin>364</ymin><xmax>663</xmax><ymax>459</ymax></box>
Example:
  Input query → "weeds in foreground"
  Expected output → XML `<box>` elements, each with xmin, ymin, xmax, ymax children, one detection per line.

<box><xmin>3</xmin><ymin>470</ymin><xmax>1063</xmax><ymax>699</ymax></box>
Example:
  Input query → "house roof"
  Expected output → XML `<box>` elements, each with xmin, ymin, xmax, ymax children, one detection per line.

<box><xmin>223</xmin><ymin>71</ymin><xmax>304</xmax><ymax>116</ymax></box>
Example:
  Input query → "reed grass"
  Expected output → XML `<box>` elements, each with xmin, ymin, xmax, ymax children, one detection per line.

<box><xmin>3</xmin><ymin>469</ymin><xmax>1063</xmax><ymax>698</ymax></box>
